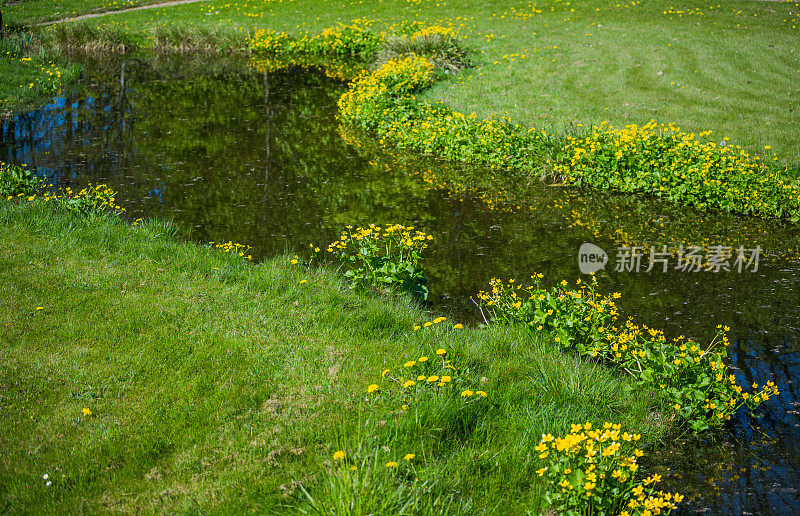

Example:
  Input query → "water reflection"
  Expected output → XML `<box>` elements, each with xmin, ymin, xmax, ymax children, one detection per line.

<box><xmin>1</xmin><ymin>55</ymin><xmax>799</xmax><ymax>515</ymax></box>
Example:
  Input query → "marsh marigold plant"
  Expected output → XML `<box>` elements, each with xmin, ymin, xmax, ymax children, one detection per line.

<box><xmin>536</xmin><ymin>422</ymin><xmax>683</xmax><ymax>515</ymax></box>
<box><xmin>478</xmin><ymin>275</ymin><xmax>779</xmax><ymax>433</ymax></box>
<box><xmin>326</xmin><ymin>223</ymin><xmax>432</xmax><ymax>299</ymax></box>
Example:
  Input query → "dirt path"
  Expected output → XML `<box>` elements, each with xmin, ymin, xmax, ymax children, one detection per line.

<box><xmin>39</xmin><ymin>0</ymin><xmax>207</xmax><ymax>25</ymax></box>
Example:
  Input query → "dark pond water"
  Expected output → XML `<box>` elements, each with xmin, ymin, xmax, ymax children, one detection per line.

<box><xmin>2</xmin><ymin>55</ymin><xmax>799</xmax><ymax>514</ymax></box>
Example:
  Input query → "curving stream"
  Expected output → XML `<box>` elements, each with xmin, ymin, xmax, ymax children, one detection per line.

<box><xmin>2</xmin><ymin>55</ymin><xmax>799</xmax><ymax>514</ymax></box>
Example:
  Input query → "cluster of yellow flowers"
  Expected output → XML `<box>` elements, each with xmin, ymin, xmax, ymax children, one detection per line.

<box><xmin>209</xmin><ymin>241</ymin><xmax>253</xmax><ymax>261</ymax></box>
<box><xmin>412</xmin><ymin>316</ymin><xmax>464</xmax><ymax>330</ymax></box>
<box><xmin>338</xmin><ymin>52</ymin><xmax>437</xmax><ymax>123</ymax></box>
<box><xmin>367</xmin><ymin>348</ymin><xmax>487</xmax><ymax>409</ymax></box>
<box><xmin>477</xmin><ymin>275</ymin><xmax>620</xmax><ymax>349</ymax></box>
<box><xmin>45</xmin><ymin>183</ymin><xmax>126</xmax><ymax>215</ymax></box>
<box><xmin>331</xmin><ymin>449</ymin><xmax>416</xmax><ymax>470</ymax></box>
<box><xmin>555</xmin><ymin>121</ymin><xmax>800</xmax><ymax>220</ymax></box>
<box><xmin>591</xmin><ymin>319</ymin><xmax>779</xmax><ymax>431</ymax></box>
<box><xmin>405</xmin><ymin>24</ymin><xmax>456</xmax><ymax>42</ymax></box>
<box><xmin>248</xmin><ymin>19</ymin><xmax>384</xmax><ymax>57</ymax></box>
<box><xmin>326</xmin><ymin>223</ymin><xmax>432</xmax><ymax>255</ymax></box>
<box><xmin>536</xmin><ymin>422</ymin><xmax>683</xmax><ymax>515</ymax></box>
<box><xmin>322</xmin><ymin>223</ymin><xmax>432</xmax><ymax>298</ymax></box>
<box><xmin>479</xmin><ymin>274</ymin><xmax>779</xmax><ymax>433</ymax></box>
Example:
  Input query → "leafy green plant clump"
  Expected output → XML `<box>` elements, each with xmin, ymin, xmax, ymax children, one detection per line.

<box><xmin>1</xmin><ymin>162</ymin><xmax>43</xmax><ymax>198</ymax></box>
<box><xmin>324</xmin><ymin>223</ymin><xmax>431</xmax><ymax>300</ymax></box>
<box><xmin>376</xmin><ymin>25</ymin><xmax>470</xmax><ymax>72</ymax></box>
<box><xmin>555</xmin><ymin>122</ymin><xmax>800</xmax><ymax>221</ymax></box>
<box><xmin>535</xmin><ymin>422</ymin><xmax>683</xmax><ymax>515</ymax></box>
<box><xmin>2</xmin><ymin>163</ymin><xmax>124</xmax><ymax>217</ymax></box>
<box><xmin>249</xmin><ymin>19</ymin><xmax>384</xmax><ymax>57</ymax></box>
<box><xmin>478</xmin><ymin>275</ymin><xmax>780</xmax><ymax>433</ymax></box>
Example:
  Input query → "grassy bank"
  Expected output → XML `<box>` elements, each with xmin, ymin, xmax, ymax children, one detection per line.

<box><xmin>3</xmin><ymin>0</ymin><xmax>798</xmax><ymax>165</ymax></box>
<box><xmin>0</xmin><ymin>199</ymin><xmax>665</xmax><ymax>513</ymax></box>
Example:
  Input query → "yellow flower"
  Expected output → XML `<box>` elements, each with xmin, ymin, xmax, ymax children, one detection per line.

<box><xmin>350</xmin><ymin>465</ymin><xmax>357</xmax><ymax>471</ymax></box>
<box><xmin>403</xmin><ymin>380</ymin><xmax>416</xmax><ymax>388</ymax></box>
<box><xmin>403</xmin><ymin>453</ymin><xmax>415</xmax><ymax>461</ymax></box>
<box><xmin>427</xmin><ymin>375</ymin><xmax>439</xmax><ymax>382</ymax></box>
<box><xmin>404</xmin><ymin>360</ymin><xmax>416</xmax><ymax>368</ymax></box>
<box><xmin>418</xmin><ymin>356</ymin><xmax>428</xmax><ymax>362</ymax></box>
<box><xmin>461</xmin><ymin>389</ymin><xmax>473</xmax><ymax>397</ymax></box>
<box><xmin>453</xmin><ymin>324</ymin><xmax>463</xmax><ymax>329</ymax></box>
<box><xmin>333</xmin><ymin>450</ymin><xmax>345</xmax><ymax>461</ymax></box>
<box><xmin>436</xmin><ymin>348</ymin><xmax>446</xmax><ymax>355</ymax></box>
<box><xmin>82</xmin><ymin>408</ymin><xmax>92</xmax><ymax>416</ymax></box>
<box><xmin>367</xmin><ymin>384</ymin><xmax>379</xmax><ymax>393</ymax></box>
<box><xmin>433</xmin><ymin>317</ymin><xmax>446</xmax><ymax>324</ymax></box>
<box><xmin>386</xmin><ymin>461</ymin><xmax>399</xmax><ymax>468</ymax></box>
<box><xmin>381</xmin><ymin>369</ymin><xmax>390</xmax><ymax>377</ymax></box>
<box><xmin>423</xmin><ymin>322</ymin><xmax>432</xmax><ymax>327</ymax></box>
<box><xmin>476</xmin><ymin>391</ymin><xmax>487</xmax><ymax>397</ymax></box>
<box><xmin>536</xmin><ymin>467</ymin><xmax>547</xmax><ymax>476</ymax></box>
<box><xmin>299</xmin><ymin>279</ymin><xmax>307</xmax><ymax>284</ymax></box>
<box><xmin>413</xmin><ymin>325</ymin><xmax>421</xmax><ymax>331</ymax></box>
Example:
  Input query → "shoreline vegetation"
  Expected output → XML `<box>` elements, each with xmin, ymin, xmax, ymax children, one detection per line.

<box><xmin>0</xmin><ymin>0</ymin><xmax>792</xmax><ymax>512</ymax></box>
<box><xmin>2</xmin><ymin>14</ymin><xmax>799</xmax><ymax>220</ymax></box>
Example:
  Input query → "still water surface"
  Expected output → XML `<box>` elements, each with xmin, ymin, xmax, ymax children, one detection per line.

<box><xmin>2</xmin><ymin>56</ymin><xmax>799</xmax><ymax>514</ymax></box>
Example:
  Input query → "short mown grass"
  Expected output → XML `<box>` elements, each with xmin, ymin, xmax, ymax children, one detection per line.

<box><xmin>0</xmin><ymin>199</ymin><xmax>665</xmax><ymax>513</ymax></box>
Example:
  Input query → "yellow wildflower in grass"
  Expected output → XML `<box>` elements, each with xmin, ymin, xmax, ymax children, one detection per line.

<box><xmin>367</xmin><ymin>384</ymin><xmax>379</xmax><ymax>393</ymax></box>
<box><xmin>461</xmin><ymin>389</ymin><xmax>473</xmax><ymax>397</ymax></box>
<box><xmin>333</xmin><ymin>450</ymin><xmax>345</xmax><ymax>461</ymax></box>
<box><xmin>82</xmin><ymin>408</ymin><xmax>92</xmax><ymax>416</ymax></box>
<box><xmin>436</xmin><ymin>348</ymin><xmax>446</xmax><ymax>355</ymax></box>
<box><xmin>386</xmin><ymin>461</ymin><xmax>399</xmax><ymax>468</ymax></box>
<box><xmin>403</xmin><ymin>453</ymin><xmax>415</xmax><ymax>461</ymax></box>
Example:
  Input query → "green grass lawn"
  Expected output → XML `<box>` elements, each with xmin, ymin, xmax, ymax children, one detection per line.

<box><xmin>3</xmin><ymin>0</ymin><xmax>797</xmax><ymax>165</ymax></box>
<box><xmin>0</xmin><ymin>199</ymin><xmax>664</xmax><ymax>513</ymax></box>
<box><xmin>0</xmin><ymin>0</ymin><xmax>179</xmax><ymax>25</ymax></box>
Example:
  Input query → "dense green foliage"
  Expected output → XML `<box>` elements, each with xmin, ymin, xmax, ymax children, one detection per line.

<box><xmin>478</xmin><ymin>276</ymin><xmax>780</xmax><ymax>434</ymax></box>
